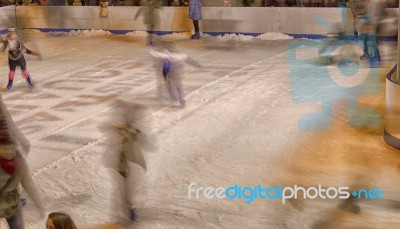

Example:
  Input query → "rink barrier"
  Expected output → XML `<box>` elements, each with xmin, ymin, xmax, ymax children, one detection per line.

<box><xmin>14</xmin><ymin>6</ymin><xmax>398</xmax><ymax>38</ymax></box>
<box><xmin>0</xmin><ymin>6</ymin><xmax>17</xmax><ymax>32</ymax></box>
<box><xmin>384</xmin><ymin>64</ymin><xmax>400</xmax><ymax>150</ymax></box>
<box><xmin>20</xmin><ymin>28</ymin><xmax>398</xmax><ymax>41</ymax></box>
<box><xmin>384</xmin><ymin>129</ymin><xmax>400</xmax><ymax>150</ymax></box>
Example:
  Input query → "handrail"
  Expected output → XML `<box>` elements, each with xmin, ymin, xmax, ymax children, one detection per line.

<box><xmin>386</xmin><ymin>64</ymin><xmax>398</xmax><ymax>84</ymax></box>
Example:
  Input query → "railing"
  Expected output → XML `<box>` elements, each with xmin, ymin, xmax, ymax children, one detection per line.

<box><xmin>2</xmin><ymin>0</ymin><xmax>399</xmax><ymax>7</ymax></box>
<box><xmin>384</xmin><ymin>64</ymin><xmax>400</xmax><ymax>150</ymax></box>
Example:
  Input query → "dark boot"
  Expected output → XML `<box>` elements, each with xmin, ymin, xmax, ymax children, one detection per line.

<box><xmin>26</xmin><ymin>77</ymin><xmax>34</xmax><ymax>88</ymax></box>
<box><xmin>6</xmin><ymin>80</ymin><xmax>13</xmax><ymax>91</ymax></box>
<box><xmin>191</xmin><ymin>32</ymin><xmax>200</xmax><ymax>39</ymax></box>
<box><xmin>130</xmin><ymin>208</ymin><xmax>138</xmax><ymax>222</ymax></box>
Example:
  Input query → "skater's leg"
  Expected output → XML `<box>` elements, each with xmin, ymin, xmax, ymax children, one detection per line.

<box><xmin>166</xmin><ymin>78</ymin><xmax>178</xmax><ymax>102</ymax></box>
<box><xmin>111</xmin><ymin>149</ymin><xmax>131</xmax><ymax>224</ymax></box>
<box><xmin>6</xmin><ymin>209</ymin><xmax>24</xmax><ymax>229</ymax></box>
<box><xmin>147</xmin><ymin>24</ymin><xmax>154</xmax><ymax>46</ymax></box>
<box><xmin>21</xmin><ymin>63</ymin><xmax>34</xmax><ymax>88</ymax></box>
<box><xmin>117</xmin><ymin>152</ymin><xmax>142</xmax><ymax>223</ymax></box>
<box><xmin>369</xmin><ymin>33</ymin><xmax>380</xmax><ymax>60</ymax></box>
<box><xmin>7</xmin><ymin>71</ymin><xmax>15</xmax><ymax>91</ymax></box>
<box><xmin>22</xmin><ymin>70</ymin><xmax>34</xmax><ymax>88</ymax></box>
<box><xmin>360</xmin><ymin>33</ymin><xmax>368</xmax><ymax>60</ymax></box>
<box><xmin>8</xmin><ymin>71</ymin><xmax>15</xmax><ymax>80</ymax></box>
<box><xmin>126</xmin><ymin>162</ymin><xmax>146</xmax><ymax>221</ymax></box>
<box><xmin>191</xmin><ymin>20</ymin><xmax>200</xmax><ymax>39</ymax></box>
<box><xmin>193</xmin><ymin>20</ymin><xmax>199</xmax><ymax>34</ymax></box>
<box><xmin>6</xmin><ymin>63</ymin><xmax>16</xmax><ymax>91</ymax></box>
<box><xmin>163</xmin><ymin>64</ymin><xmax>178</xmax><ymax>102</ymax></box>
<box><xmin>173</xmin><ymin>75</ymin><xmax>185</xmax><ymax>106</ymax></box>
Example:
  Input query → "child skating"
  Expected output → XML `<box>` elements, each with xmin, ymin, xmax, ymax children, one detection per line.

<box><xmin>1</xmin><ymin>28</ymin><xmax>41</xmax><ymax>91</ymax></box>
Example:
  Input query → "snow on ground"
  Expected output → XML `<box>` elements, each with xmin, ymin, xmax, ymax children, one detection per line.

<box><xmin>0</xmin><ymin>30</ymin><xmax>397</xmax><ymax>228</ymax></box>
<box><xmin>48</xmin><ymin>30</ymin><xmax>294</xmax><ymax>40</ymax></box>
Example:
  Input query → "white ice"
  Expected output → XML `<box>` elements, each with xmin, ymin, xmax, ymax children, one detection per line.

<box><xmin>0</xmin><ymin>30</ymin><xmax>397</xmax><ymax>229</ymax></box>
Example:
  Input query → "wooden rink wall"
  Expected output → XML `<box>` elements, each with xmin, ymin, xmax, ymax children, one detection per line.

<box><xmin>0</xmin><ymin>6</ymin><xmax>397</xmax><ymax>37</ymax></box>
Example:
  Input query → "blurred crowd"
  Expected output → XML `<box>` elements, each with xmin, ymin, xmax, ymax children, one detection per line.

<box><xmin>3</xmin><ymin>0</ymin><xmax>187</xmax><ymax>6</ymax></box>
<box><xmin>3</xmin><ymin>0</ymin><xmax>398</xmax><ymax>7</ymax></box>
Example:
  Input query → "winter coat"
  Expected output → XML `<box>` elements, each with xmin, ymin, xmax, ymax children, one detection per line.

<box><xmin>354</xmin><ymin>0</ymin><xmax>386</xmax><ymax>34</ymax></box>
<box><xmin>110</xmin><ymin>117</ymin><xmax>152</xmax><ymax>210</ymax></box>
<box><xmin>118</xmin><ymin>125</ymin><xmax>147</xmax><ymax>173</ymax></box>
<box><xmin>0</xmin><ymin>96</ymin><xmax>43</xmax><ymax>218</ymax></box>
<box><xmin>0</xmin><ymin>151</ymin><xmax>44</xmax><ymax>218</ymax></box>
<box><xmin>149</xmin><ymin>47</ymin><xmax>189</xmax><ymax>78</ymax></box>
<box><xmin>134</xmin><ymin>0</ymin><xmax>162</xmax><ymax>27</ymax></box>
<box><xmin>150</xmin><ymin>46</ymin><xmax>202</xmax><ymax>78</ymax></box>
<box><xmin>0</xmin><ymin>97</ymin><xmax>30</xmax><ymax>157</ymax></box>
<box><xmin>188</xmin><ymin>0</ymin><xmax>202</xmax><ymax>20</ymax></box>
<box><xmin>1</xmin><ymin>36</ymin><xmax>30</xmax><ymax>62</ymax></box>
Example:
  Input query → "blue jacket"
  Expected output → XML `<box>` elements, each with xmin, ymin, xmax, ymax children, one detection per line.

<box><xmin>188</xmin><ymin>0</ymin><xmax>202</xmax><ymax>20</ymax></box>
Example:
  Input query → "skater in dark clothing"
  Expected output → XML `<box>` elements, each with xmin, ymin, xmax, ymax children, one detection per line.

<box><xmin>150</xmin><ymin>41</ymin><xmax>201</xmax><ymax>107</ymax></box>
<box><xmin>355</xmin><ymin>0</ymin><xmax>387</xmax><ymax>65</ymax></box>
<box><xmin>1</xmin><ymin>28</ymin><xmax>41</xmax><ymax>91</ymax></box>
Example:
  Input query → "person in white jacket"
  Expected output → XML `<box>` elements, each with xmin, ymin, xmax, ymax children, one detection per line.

<box><xmin>149</xmin><ymin>41</ymin><xmax>201</xmax><ymax>107</ymax></box>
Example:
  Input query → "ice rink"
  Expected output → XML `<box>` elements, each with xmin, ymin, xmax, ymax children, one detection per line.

<box><xmin>0</xmin><ymin>30</ymin><xmax>399</xmax><ymax>228</ymax></box>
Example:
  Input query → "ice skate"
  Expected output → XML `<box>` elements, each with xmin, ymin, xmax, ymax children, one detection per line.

<box><xmin>129</xmin><ymin>208</ymin><xmax>138</xmax><ymax>222</ymax></box>
<box><xmin>179</xmin><ymin>99</ymin><xmax>186</xmax><ymax>107</ymax></box>
<box><xmin>169</xmin><ymin>100</ymin><xmax>182</xmax><ymax>108</ymax></box>
<box><xmin>6</xmin><ymin>80</ymin><xmax>13</xmax><ymax>91</ymax></box>
<box><xmin>369</xmin><ymin>58</ymin><xmax>381</xmax><ymax>68</ymax></box>
<box><xmin>191</xmin><ymin>32</ymin><xmax>200</xmax><ymax>40</ymax></box>
<box><xmin>26</xmin><ymin>77</ymin><xmax>35</xmax><ymax>88</ymax></box>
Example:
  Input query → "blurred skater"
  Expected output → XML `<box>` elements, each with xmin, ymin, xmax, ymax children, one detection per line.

<box><xmin>102</xmin><ymin>101</ymin><xmax>155</xmax><ymax>224</ymax></box>
<box><xmin>188</xmin><ymin>0</ymin><xmax>202</xmax><ymax>39</ymax></box>
<box><xmin>134</xmin><ymin>0</ymin><xmax>162</xmax><ymax>46</ymax></box>
<box><xmin>150</xmin><ymin>41</ymin><xmax>201</xmax><ymax>107</ymax></box>
<box><xmin>0</xmin><ymin>95</ymin><xmax>45</xmax><ymax>229</ymax></box>
<box><xmin>355</xmin><ymin>0</ymin><xmax>388</xmax><ymax>66</ymax></box>
<box><xmin>1</xmin><ymin>28</ymin><xmax>41</xmax><ymax>91</ymax></box>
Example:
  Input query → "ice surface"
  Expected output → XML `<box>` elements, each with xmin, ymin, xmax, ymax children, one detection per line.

<box><xmin>0</xmin><ymin>30</ymin><xmax>398</xmax><ymax>228</ymax></box>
